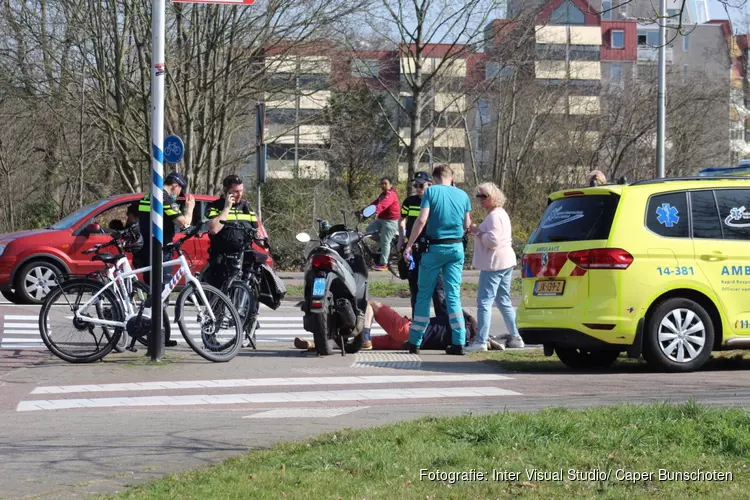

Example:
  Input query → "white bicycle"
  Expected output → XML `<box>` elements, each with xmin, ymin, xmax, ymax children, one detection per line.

<box><xmin>39</xmin><ymin>226</ymin><xmax>243</xmax><ymax>363</ymax></box>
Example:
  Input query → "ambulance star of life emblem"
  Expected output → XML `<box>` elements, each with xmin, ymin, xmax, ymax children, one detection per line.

<box><xmin>541</xmin><ymin>252</ymin><xmax>549</xmax><ymax>267</ymax></box>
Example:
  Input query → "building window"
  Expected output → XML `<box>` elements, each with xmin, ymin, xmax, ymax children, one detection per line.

<box><xmin>611</xmin><ymin>63</ymin><xmax>623</xmax><ymax>87</ymax></box>
<box><xmin>666</xmin><ymin>8</ymin><xmax>680</xmax><ymax>24</ymax></box>
<box><xmin>550</xmin><ymin>0</ymin><xmax>585</xmax><ymax>24</ymax></box>
<box><xmin>611</xmin><ymin>30</ymin><xmax>625</xmax><ymax>49</ymax></box>
<box><xmin>637</xmin><ymin>30</ymin><xmax>659</xmax><ymax>46</ymax></box>
<box><xmin>683</xmin><ymin>34</ymin><xmax>690</xmax><ymax>52</ymax></box>
<box><xmin>602</xmin><ymin>0</ymin><xmax>612</xmax><ymax>20</ymax></box>
<box><xmin>351</xmin><ymin>59</ymin><xmax>379</xmax><ymax>78</ymax></box>
<box><xmin>618</xmin><ymin>1</ymin><xmax>628</xmax><ymax>16</ymax></box>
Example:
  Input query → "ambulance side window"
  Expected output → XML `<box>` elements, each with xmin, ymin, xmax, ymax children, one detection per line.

<box><xmin>690</xmin><ymin>190</ymin><xmax>723</xmax><ymax>240</ymax></box>
<box><xmin>714</xmin><ymin>189</ymin><xmax>750</xmax><ymax>241</ymax></box>
<box><xmin>646</xmin><ymin>191</ymin><xmax>688</xmax><ymax>238</ymax></box>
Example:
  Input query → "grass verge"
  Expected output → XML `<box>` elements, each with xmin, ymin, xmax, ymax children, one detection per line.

<box><xmin>471</xmin><ymin>348</ymin><xmax>750</xmax><ymax>373</ymax></box>
<box><xmin>285</xmin><ymin>278</ymin><xmax>522</xmax><ymax>298</ymax></box>
<box><xmin>110</xmin><ymin>401</ymin><xmax>749</xmax><ymax>499</ymax></box>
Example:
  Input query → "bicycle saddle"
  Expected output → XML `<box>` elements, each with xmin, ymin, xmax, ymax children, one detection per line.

<box><xmin>92</xmin><ymin>253</ymin><xmax>126</xmax><ymax>265</ymax></box>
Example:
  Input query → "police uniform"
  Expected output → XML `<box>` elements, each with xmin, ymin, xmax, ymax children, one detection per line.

<box><xmin>134</xmin><ymin>192</ymin><xmax>183</xmax><ymax>283</ymax></box>
<box><xmin>203</xmin><ymin>197</ymin><xmax>259</xmax><ymax>290</ymax></box>
<box><xmin>401</xmin><ymin>194</ymin><xmax>447</xmax><ymax>317</ymax></box>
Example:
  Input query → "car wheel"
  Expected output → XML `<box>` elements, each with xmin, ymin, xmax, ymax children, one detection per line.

<box><xmin>15</xmin><ymin>261</ymin><xmax>63</xmax><ymax>304</ymax></box>
<box><xmin>1</xmin><ymin>289</ymin><xmax>19</xmax><ymax>303</ymax></box>
<box><xmin>643</xmin><ymin>298</ymin><xmax>714</xmax><ymax>373</ymax></box>
<box><xmin>554</xmin><ymin>348</ymin><xmax>620</xmax><ymax>370</ymax></box>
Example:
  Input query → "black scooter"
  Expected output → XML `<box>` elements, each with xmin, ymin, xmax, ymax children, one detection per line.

<box><xmin>295</xmin><ymin>206</ymin><xmax>376</xmax><ymax>356</ymax></box>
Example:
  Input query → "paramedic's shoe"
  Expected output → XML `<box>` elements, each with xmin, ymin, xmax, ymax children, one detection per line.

<box><xmin>404</xmin><ymin>342</ymin><xmax>420</xmax><ymax>355</ymax></box>
<box><xmin>445</xmin><ymin>344</ymin><xmax>465</xmax><ymax>356</ymax></box>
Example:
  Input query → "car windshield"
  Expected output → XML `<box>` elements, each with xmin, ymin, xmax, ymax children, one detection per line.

<box><xmin>48</xmin><ymin>199</ymin><xmax>112</xmax><ymax>230</ymax></box>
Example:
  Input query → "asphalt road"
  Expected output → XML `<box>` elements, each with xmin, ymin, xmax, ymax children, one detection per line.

<box><xmin>1</xmin><ymin>297</ymin><xmax>750</xmax><ymax>499</ymax></box>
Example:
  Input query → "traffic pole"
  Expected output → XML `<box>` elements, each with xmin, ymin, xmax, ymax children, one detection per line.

<box><xmin>149</xmin><ymin>0</ymin><xmax>166</xmax><ymax>361</ymax></box>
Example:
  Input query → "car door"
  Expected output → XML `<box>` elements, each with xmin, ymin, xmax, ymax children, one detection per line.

<box><xmin>691</xmin><ymin>188</ymin><xmax>750</xmax><ymax>336</ymax></box>
<box><xmin>69</xmin><ymin>202</ymin><xmax>130</xmax><ymax>275</ymax></box>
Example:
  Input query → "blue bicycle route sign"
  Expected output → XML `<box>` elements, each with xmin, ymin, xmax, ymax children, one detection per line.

<box><xmin>164</xmin><ymin>135</ymin><xmax>184</xmax><ymax>164</ymax></box>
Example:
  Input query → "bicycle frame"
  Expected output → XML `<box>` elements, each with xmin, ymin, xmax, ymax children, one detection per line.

<box><xmin>71</xmin><ymin>254</ymin><xmax>215</xmax><ymax>328</ymax></box>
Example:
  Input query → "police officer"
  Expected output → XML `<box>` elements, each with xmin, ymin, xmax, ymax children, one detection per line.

<box><xmin>134</xmin><ymin>171</ymin><xmax>194</xmax><ymax>347</ymax></box>
<box><xmin>403</xmin><ymin>165</ymin><xmax>472</xmax><ymax>356</ymax></box>
<box><xmin>398</xmin><ymin>171</ymin><xmax>447</xmax><ymax>318</ymax></box>
<box><xmin>203</xmin><ymin>174</ymin><xmax>260</xmax><ymax>290</ymax></box>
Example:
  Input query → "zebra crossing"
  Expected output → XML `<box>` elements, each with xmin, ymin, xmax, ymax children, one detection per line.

<box><xmin>16</xmin><ymin>372</ymin><xmax>521</xmax><ymax>413</ymax></box>
<box><xmin>0</xmin><ymin>304</ymin><xmax>388</xmax><ymax>349</ymax></box>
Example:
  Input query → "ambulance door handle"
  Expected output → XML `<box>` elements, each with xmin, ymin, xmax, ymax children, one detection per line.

<box><xmin>700</xmin><ymin>253</ymin><xmax>727</xmax><ymax>262</ymax></box>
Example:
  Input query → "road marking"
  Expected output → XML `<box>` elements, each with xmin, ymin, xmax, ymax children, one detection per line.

<box><xmin>4</xmin><ymin>315</ymin><xmax>39</xmax><ymax>320</ymax></box>
<box><xmin>352</xmin><ymin>352</ymin><xmax>422</xmax><ymax>369</ymax></box>
<box><xmin>243</xmin><ymin>407</ymin><xmax>367</xmax><ymax>419</ymax></box>
<box><xmin>31</xmin><ymin>374</ymin><xmax>512</xmax><ymax>394</ymax></box>
<box><xmin>17</xmin><ymin>386</ymin><xmax>521</xmax><ymax>411</ymax></box>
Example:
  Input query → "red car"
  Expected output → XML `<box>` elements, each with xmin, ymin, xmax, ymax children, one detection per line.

<box><xmin>0</xmin><ymin>194</ymin><xmax>272</xmax><ymax>304</ymax></box>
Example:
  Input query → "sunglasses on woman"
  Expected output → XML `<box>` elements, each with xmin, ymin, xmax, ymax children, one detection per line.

<box><xmin>476</xmin><ymin>193</ymin><xmax>488</xmax><ymax>199</ymax></box>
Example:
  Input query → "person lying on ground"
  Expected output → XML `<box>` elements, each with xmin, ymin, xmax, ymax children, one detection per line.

<box><xmin>294</xmin><ymin>301</ymin><xmax>504</xmax><ymax>351</ymax></box>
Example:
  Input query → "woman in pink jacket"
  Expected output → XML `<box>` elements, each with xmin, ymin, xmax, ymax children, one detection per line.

<box><xmin>466</xmin><ymin>182</ymin><xmax>524</xmax><ymax>351</ymax></box>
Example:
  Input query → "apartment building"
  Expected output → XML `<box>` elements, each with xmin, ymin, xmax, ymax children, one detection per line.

<box><xmin>489</xmin><ymin>0</ymin><xmax>731</xmax><ymax>178</ymax></box>
<box><xmin>261</xmin><ymin>43</ymin><xmax>478</xmax><ymax>182</ymax></box>
<box><xmin>263</xmin><ymin>44</ymin><xmax>335</xmax><ymax>180</ymax></box>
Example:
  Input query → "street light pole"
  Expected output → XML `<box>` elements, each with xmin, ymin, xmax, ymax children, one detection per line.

<box><xmin>656</xmin><ymin>0</ymin><xmax>667</xmax><ymax>178</ymax></box>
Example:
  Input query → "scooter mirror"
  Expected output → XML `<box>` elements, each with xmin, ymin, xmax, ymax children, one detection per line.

<box><xmin>362</xmin><ymin>205</ymin><xmax>376</xmax><ymax>218</ymax></box>
<box><xmin>295</xmin><ymin>232</ymin><xmax>312</xmax><ymax>243</ymax></box>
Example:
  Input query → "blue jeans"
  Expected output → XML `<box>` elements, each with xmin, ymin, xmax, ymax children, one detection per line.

<box><xmin>408</xmin><ymin>243</ymin><xmax>465</xmax><ymax>347</ymax></box>
<box><xmin>367</xmin><ymin>219</ymin><xmax>398</xmax><ymax>266</ymax></box>
<box><xmin>476</xmin><ymin>268</ymin><xmax>520</xmax><ymax>344</ymax></box>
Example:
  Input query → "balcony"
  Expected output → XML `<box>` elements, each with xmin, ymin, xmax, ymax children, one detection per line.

<box><xmin>637</xmin><ymin>46</ymin><xmax>673</xmax><ymax>63</ymax></box>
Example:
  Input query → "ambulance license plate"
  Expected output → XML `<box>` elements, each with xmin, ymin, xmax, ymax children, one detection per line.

<box><xmin>312</xmin><ymin>278</ymin><xmax>326</xmax><ymax>297</ymax></box>
<box><xmin>534</xmin><ymin>280</ymin><xmax>565</xmax><ymax>296</ymax></box>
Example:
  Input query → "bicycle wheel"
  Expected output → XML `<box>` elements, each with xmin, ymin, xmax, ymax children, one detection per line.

<box><xmin>175</xmin><ymin>282</ymin><xmax>242</xmax><ymax>362</ymax></box>
<box><xmin>227</xmin><ymin>281</ymin><xmax>258</xmax><ymax>348</ymax></box>
<box><xmin>39</xmin><ymin>279</ymin><xmax>125</xmax><ymax>363</ymax></box>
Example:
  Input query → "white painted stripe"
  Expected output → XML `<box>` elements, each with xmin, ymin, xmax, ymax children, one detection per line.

<box><xmin>2</xmin><ymin>330</ymin><xmax>43</xmax><ymax>335</ymax></box>
<box><xmin>243</xmin><ymin>407</ymin><xmax>367</xmax><ymax>419</ymax></box>
<box><xmin>18</xmin><ymin>386</ymin><xmax>520</xmax><ymax>411</ymax></box>
<box><xmin>31</xmin><ymin>374</ymin><xmax>512</xmax><ymax>394</ymax></box>
<box><xmin>4</xmin><ymin>315</ymin><xmax>39</xmax><ymax>320</ymax></box>
<box><xmin>2</xmin><ymin>338</ymin><xmax>48</xmax><ymax>343</ymax></box>
<box><xmin>3</xmin><ymin>323</ymin><xmax>39</xmax><ymax>329</ymax></box>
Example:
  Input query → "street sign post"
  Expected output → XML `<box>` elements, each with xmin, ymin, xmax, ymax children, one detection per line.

<box><xmin>164</xmin><ymin>135</ymin><xmax>185</xmax><ymax>165</ymax></box>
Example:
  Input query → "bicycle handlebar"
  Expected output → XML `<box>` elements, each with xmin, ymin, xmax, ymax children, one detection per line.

<box><xmin>164</xmin><ymin>225</ymin><xmax>203</xmax><ymax>251</ymax></box>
